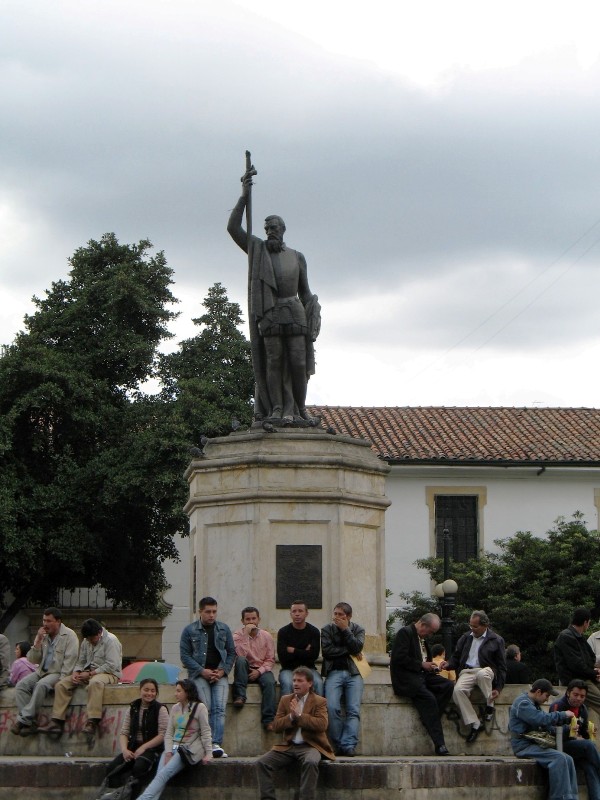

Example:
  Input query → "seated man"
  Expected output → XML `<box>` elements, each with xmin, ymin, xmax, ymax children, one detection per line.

<box><xmin>505</xmin><ymin>644</ymin><xmax>530</xmax><ymax>684</ymax></box>
<box><xmin>554</xmin><ymin>607</ymin><xmax>600</xmax><ymax>715</ymax></box>
<box><xmin>233</xmin><ymin>606</ymin><xmax>276</xmax><ymax>731</ymax></box>
<box><xmin>277</xmin><ymin>601</ymin><xmax>323</xmax><ymax>696</ymax></box>
<box><xmin>551</xmin><ymin>679</ymin><xmax>600</xmax><ymax>800</ymax></box>
<box><xmin>390</xmin><ymin>612</ymin><xmax>454</xmax><ymax>756</ymax></box>
<box><xmin>12</xmin><ymin>607</ymin><xmax>79</xmax><ymax>736</ymax></box>
<box><xmin>256</xmin><ymin>666</ymin><xmax>334</xmax><ymax>800</ymax></box>
<box><xmin>443</xmin><ymin>610</ymin><xmax>506</xmax><ymax>743</ymax></box>
<box><xmin>40</xmin><ymin>618</ymin><xmax>122</xmax><ymax>736</ymax></box>
<box><xmin>509</xmin><ymin>678</ymin><xmax>577</xmax><ymax>800</ymax></box>
<box><xmin>321</xmin><ymin>602</ymin><xmax>365</xmax><ymax>757</ymax></box>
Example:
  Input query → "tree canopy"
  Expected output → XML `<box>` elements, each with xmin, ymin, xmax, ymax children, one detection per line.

<box><xmin>159</xmin><ymin>282</ymin><xmax>253</xmax><ymax>440</ymax></box>
<box><xmin>393</xmin><ymin>513</ymin><xmax>600</xmax><ymax>680</ymax></box>
<box><xmin>0</xmin><ymin>235</ymin><xmax>253</xmax><ymax>631</ymax></box>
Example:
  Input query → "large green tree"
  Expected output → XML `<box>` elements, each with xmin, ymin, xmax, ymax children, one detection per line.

<box><xmin>394</xmin><ymin>513</ymin><xmax>600</xmax><ymax>680</ymax></box>
<box><xmin>0</xmin><ymin>241</ymin><xmax>255</xmax><ymax>632</ymax></box>
<box><xmin>0</xmin><ymin>234</ymin><xmax>184</xmax><ymax>629</ymax></box>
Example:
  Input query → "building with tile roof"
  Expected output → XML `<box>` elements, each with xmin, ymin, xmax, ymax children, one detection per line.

<box><xmin>310</xmin><ymin>406</ymin><xmax>600</xmax><ymax>602</ymax></box>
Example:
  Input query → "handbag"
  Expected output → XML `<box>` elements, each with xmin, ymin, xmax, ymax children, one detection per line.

<box><xmin>521</xmin><ymin>730</ymin><xmax>556</xmax><ymax>749</ymax></box>
<box><xmin>98</xmin><ymin>776</ymin><xmax>137</xmax><ymax>800</ymax></box>
<box><xmin>177</xmin><ymin>745</ymin><xmax>194</xmax><ymax>766</ymax></box>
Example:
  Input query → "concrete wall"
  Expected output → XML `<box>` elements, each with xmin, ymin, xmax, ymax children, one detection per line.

<box><xmin>0</xmin><ymin>678</ymin><xmax>538</xmax><ymax>759</ymax></box>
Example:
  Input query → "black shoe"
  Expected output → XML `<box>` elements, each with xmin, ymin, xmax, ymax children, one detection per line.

<box><xmin>435</xmin><ymin>745</ymin><xmax>450</xmax><ymax>755</ymax></box>
<box><xmin>466</xmin><ymin>725</ymin><xmax>482</xmax><ymax>743</ymax></box>
<box><xmin>342</xmin><ymin>748</ymin><xmax>356</xmax><ymax>757</ymax></box>
<box><xmin>484</xmin><ymin>705</ymin><xmax>495</xmax><ymax>722</ymax></box>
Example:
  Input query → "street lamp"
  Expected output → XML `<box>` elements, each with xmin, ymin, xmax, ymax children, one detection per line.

<box><xmin>434</xmin><ymin>528</ymin><xmax>458</xmax><ymax>655</ymax></box>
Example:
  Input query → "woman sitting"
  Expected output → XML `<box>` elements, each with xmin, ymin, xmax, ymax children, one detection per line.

<box><xmin>9</xmin><ymin>641</ymin><xmax>37</xmax><ymax>686</ymax></box>
<box><xmin>104</xmin><ymin>678</ymin><xmax>168</xmax><ymax>798</ymax></box>
<box><xmin>137</xmin><ymin>678</ymin><xmax>212</xmax><ymax>800</ymax></box>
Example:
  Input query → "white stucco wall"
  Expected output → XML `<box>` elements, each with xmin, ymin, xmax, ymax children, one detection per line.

<box><xmin>384</xmin><ymin>464</ymin><xmax>600</xmax><ymax>603</ymax></box>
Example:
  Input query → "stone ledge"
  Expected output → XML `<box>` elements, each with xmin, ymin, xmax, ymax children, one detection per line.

<box><xmin>0</xmin><ymin>756</ymin><xmax>546</xmax><ymax>788</ymax></box>
<box><xmin>0</xmin><ymin>683</ymin><xmax>531</xmax><ymax>759</ymax></box>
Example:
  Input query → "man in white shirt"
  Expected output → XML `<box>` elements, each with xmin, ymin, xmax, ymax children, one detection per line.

<box><xmin>443</xmin><ymin>610</ymin><xmax>506</xmax><ymax>744</ymax></box>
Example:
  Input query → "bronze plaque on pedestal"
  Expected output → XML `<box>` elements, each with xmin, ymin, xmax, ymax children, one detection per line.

<box><xmin>276</xmin><ymin>545</ymin><xmax>322</xmax><ymax>608</ymax></box>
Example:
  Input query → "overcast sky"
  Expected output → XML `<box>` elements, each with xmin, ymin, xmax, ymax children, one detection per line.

<box><xmin>2</xmin><ymin>0</ymin><xmax>600</xmax><ymax>407</ymax></box>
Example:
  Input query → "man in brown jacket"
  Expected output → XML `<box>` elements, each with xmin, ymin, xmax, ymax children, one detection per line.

<box><xmin>256</xmin><ymin>666</ymin><xmax>335</xmax><ymax>800</ymax></box>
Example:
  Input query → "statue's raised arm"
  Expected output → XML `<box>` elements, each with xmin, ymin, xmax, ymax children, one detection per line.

<box><xmin>227</xmin><ymin>156</ymin><xmax>321</xmax><ymax>426</ymax></box>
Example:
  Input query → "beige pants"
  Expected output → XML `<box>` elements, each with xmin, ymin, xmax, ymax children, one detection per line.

<box><xmin>52</xmin><ymin>673</ymin><xmax>119</xmax><ymax>721</ymax></box>
<box><xmin>452</xmin><ymin>667</ymin><xmax>494</xmax><ymax>727</ymax></box>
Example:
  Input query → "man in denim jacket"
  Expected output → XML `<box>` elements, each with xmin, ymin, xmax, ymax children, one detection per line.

<box><xmin>180</xmin><ymin>596</ymin><xmax>235</xmax><ymax>758</ymax></box>
<box><xmin>509</xmin><ymin>678</ymin><xmax>577</xmax><ymax>800</ymax></box>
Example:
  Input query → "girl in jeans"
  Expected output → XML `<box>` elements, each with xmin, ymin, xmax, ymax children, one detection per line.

<box><xmin>138</xmin><ymin>679</ymin><xmax>212</xmax><ymax>800</ymax></box>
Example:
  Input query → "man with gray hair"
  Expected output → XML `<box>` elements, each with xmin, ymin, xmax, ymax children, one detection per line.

<box><xmin>390</xmin><ymin>613</ymin><xmax>454</xmax><ymax>755</ymax></box>
<box><xmin>443</xmin><ymin>610</ymin><xmax>506</xmax><ymax>744</ymax></box>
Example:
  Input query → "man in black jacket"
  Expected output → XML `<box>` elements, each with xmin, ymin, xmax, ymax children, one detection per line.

<box><xmin>390</xmin><ymin>613</ymin><xmax>454</xmax><ymax>756</ymax></box>
<box><xmin>321</xmin><ymin>603</ymin><xmax>365</xmax><ymax>756</ymax></box>
<box><xmin>505</xmin><ymin>645</ymin><xmax>529</xmax><ymax>684</ymax></box>
<box><xmin>554</xmin><ymin>607</ymin><xmax>600</xmax><ymax>715</ymax></box>
<box><xmin>443</xmin><ymin>610</ymin><xmax>506</xmax><ymax>744</ymax></box>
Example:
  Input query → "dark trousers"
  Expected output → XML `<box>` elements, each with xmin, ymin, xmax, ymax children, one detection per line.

<box><xmin>233</xmin><ymin>656</ymin><xmax>276</xmax><ymax>725</ymax></box>
<box><xmin>407</xmin><ymin>674</ymin><xmax>454</xmax><ymax>749</ymax></box>
<box><xmin>105</xmin><ymin>751</ymin><xmax>159</xmax><ymax>798</ymax></box>
<box><xmin>256</xmin><ymin>745</ymin><xmax>322</xmax><ymax>800</ymax></box>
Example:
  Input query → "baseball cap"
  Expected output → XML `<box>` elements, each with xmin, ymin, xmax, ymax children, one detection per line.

<box><xmin>531</xmin><ymin>678</ymin><xmax>559</xmax><ymax>696</ymax></box>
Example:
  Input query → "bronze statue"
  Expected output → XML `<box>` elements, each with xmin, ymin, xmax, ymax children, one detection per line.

<box><xmin>228</xmin><ymin>154</ymin><xmax>321</xmax><ymax>425</ymax></box>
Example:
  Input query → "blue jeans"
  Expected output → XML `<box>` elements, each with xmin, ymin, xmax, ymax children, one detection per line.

<box><xmin>279</xmin><ymin>669</ymin><xmax>323</xmax><ymax>697</ymax></box>
<box><xmin>194</xmin><ymin>675</ymin><xmax>228</xmax><ymax>745</ymax></box>
<box><xmin>137</xmin><ymin>751</ymin><xmax>186</xmax><ymax>800</ymax></box>
<box><xmin>513</xmin><ymin>743</ymin><xmax>578</xmax><ymax>800</ymax></box>
<box><xmin>324</xmin><ymin>670</ymin><xmax>364</xmax><ymax>752</ymax></box>
<box><xmin>233</xmin><ymin>657</ymin><xmax>276</xmax><ymax>726</ymax></box>
<box><xmin>564</xmin><ymin>737</ymin><xmax>600</xmax><ymax>800</ymax></box>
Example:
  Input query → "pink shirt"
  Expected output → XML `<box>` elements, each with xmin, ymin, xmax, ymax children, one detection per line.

<box><xmin>233</xmin><ymin>627</ymin><xmax>275</xmax><ymax>674</ymax></box>
<box><xmin>9</xmin><ymin>657</ymin><xmax>37</xmax><ymax>686</ymax></box>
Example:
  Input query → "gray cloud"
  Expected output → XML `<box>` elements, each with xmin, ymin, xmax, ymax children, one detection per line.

<box><xmin>2</xmin><ymin>0</ymin><xmax>600</xmax><ymax>385</ymax></box>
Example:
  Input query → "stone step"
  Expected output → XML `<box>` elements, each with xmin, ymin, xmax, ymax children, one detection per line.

<box><xmin>0</xmin><ymin>755</ymin><xmax>570</xmax><ymax>800</ymax></box>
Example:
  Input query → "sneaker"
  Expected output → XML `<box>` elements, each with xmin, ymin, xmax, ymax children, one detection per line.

<box><xmin>212</xmin><ymin>744</ymin><xmax>226</xmax><ymax>758</ymax></box>
<box><xmin>484</xmin><ymin>705</ymin><xmax>495</xmax><ymax>722</ymax></box>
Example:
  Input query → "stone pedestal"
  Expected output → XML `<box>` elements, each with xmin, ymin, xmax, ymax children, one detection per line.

<box><xmin>183</xmin><ymin>428</ymin><xmax>390</xmax><ymax>655</ymax></box>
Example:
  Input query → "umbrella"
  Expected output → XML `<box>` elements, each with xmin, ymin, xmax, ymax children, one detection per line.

<box><xmin>121</xmin><ymin>661</ymin><xmax>182</xmax><ymax>684</ymax></box>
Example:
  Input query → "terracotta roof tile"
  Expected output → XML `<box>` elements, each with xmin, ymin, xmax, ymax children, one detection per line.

<box><xmin>308</xmin><ymin>406</ymin><xmax>600</xmax><ymax>465</ymax></box>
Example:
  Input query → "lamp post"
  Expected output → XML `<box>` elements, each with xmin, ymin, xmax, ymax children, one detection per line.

<box><xmin>434</xmin><ymin>528</ymin><xmax>458</xmax><ymax>656</ymax></box>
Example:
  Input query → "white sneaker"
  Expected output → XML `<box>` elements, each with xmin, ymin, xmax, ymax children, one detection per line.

<box><xmin>212</xmin><ymin>744</ymin><xmax>227</xmax><ymax>758</ymax></box>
